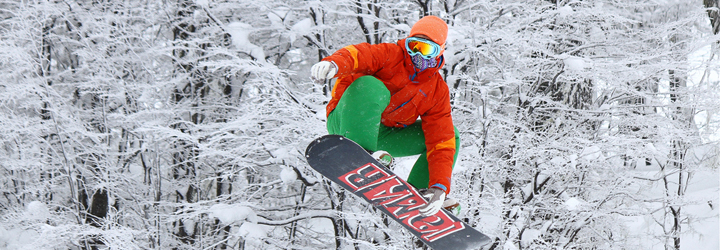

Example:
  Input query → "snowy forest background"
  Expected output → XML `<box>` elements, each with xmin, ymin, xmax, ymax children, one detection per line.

<box><xmin>0</xmin><ymin>0</ymin><xmax>718</xmax><ymax>249</ymax></box>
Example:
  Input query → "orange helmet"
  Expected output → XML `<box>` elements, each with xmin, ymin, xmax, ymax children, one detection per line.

<box><xmin>408</xmin><ymin>15</ymin><xmax>448</xmax><ymax>55</ymax></box>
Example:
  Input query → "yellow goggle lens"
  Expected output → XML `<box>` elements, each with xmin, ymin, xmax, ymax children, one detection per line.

<box><xmin>409</xmin><ymin>41</ymin><xmax>435</xmax><ymax>55</ymax></box>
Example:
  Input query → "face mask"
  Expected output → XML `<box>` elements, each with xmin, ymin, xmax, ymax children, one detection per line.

<box><xmin>411</xmin><ymin>53</ymin><xmax>438</xmax><ymax>71</ymax></box>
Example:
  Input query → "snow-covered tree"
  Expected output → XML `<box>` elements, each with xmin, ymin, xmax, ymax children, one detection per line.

<box><xmin>0</xmin><ymin>0</ymin><xmax>716</xmax><ymax>249</ymax></box>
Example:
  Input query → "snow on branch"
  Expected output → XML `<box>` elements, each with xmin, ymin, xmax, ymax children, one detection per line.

<box><xmin>256</xmin><ymin>210</ymin><xmax>337</xmax><ymax>226</ymax></box>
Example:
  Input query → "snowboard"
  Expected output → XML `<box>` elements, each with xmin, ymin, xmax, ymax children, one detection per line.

<box><xmin>305</xmin><ymin>134</ymin><xmax>491</xmax><ymax>250</ymax></box>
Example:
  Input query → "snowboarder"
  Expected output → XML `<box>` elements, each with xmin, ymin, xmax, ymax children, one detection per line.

<box><xmin>310</xmin><ymin>15</ymin><xmax>460</xmax><ymax>216</ymax></box>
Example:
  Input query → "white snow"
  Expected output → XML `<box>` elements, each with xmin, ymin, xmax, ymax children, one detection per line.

<box><xmin>237</xmin><ymin>222</ymin><xmax>268</xmax><ymax>238</ymax></box>
<box><xmin>394</xmin><ymin>155</ymin><xmax>420</xmax><ymax>180</ymax></box>
<box><xmin>316</xmin><ymin>107</ymin><xmax>327</xmax><ymax>121</ymax></box>
<box><xmin>678</xmin><ymin>168</ymin><xmax>720</xmax><ymax>250</ymax></box>
<box><xmin>289</xmin><ymin>18</ymin><xmax>313</xmax><ymax>43</ymax></box>
<box><xmin>128</xmin><ymin>164</ymin><xmax>144</xmax><ymax>181</ymax></box>
<box><xmin>622</xmin><ymin>164</ymin><xmax>719</xmax><ymax>249</ymax></box>
<box><xmin>563</xmin><ymin>56</ymin><xmax>587</xmax><ymax>71</ymax></box>
<box><xmin>580</xmin><ymin>145</ymin><xmax>602</xmax><ymax>161</ymax></box>
<box><xmin>521</xmin><ymin>228</ymin><xmax>541</xmax><ymax>247</ymax></box>
<box><xmin>280</xmin><ymin>167</ymin><xmax>298</xmax><ymax>184</ymax></box>
<box><xmin>195</xmin><ymin>0</ymin><xmax>209</xmax><ymax>8</ymax></box>
<box><xmin>226</xmin><ymin>22</ymin><xmax>266</xmax><ymax>61</ymax></box>
<box><xmin>267</xmin><ymin>8</ymin><xmax>287</xmax><ymax>28</ymax></box>
<box><xmin>391</xmin><ymin>23</ymin><xmax>411</xmax><ymax>33</ymax></box>
<box><xmin>549</xmin><ymin>156</ymin><xmax>567</xmax><ymax>166</ymax></box>
<box><xmin>558</xmin><ymin>6</ymin><xmax>574</xmax><ymax>18</ymax></box>
<box><xmin>564</xmin><ymin>197</ymin><xmax>581</xmax><ymax>211</ymax></box>
<box><xmin>208</xmin><ymin>203</ymin><xmax>257</xmax><ymax>225</ymax></box>
<box><xmin>233</xmin><ymin>222</ymin><xmax>272</xmax><ymax>247</ymax></box>
<box><xmin>0</xmin><ymin>227</ymin><xmax>39</xmax><ymax>250</ymax></box>
<box><xmin>307</xmin><ymin>217</ymin><xmax>335</xmax><ymax>235</ymax></box>
<box><xmin>589</xmin><ymin>26</ymin><xmax>606</xmax><ymax>41</ymax></box>
<box><xmin>504</xmin><ymin>239</ymin><xmax>519</xmax><ymax>250</ymax></box>
<box><xmin>272</xmin><ymin>147</ymin><xmax>290</xmax><ymax>161</ymax></box>
<box><xmin>25</xmin><ymin>201</ymin><xmax>50</xmax><ymax>221</ymax></box>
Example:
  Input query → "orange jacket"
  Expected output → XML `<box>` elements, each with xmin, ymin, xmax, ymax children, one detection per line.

<box><xmin>322</xmin><ymin>39</ymin><xmax>456</xmax><ymax>193</ymax></box>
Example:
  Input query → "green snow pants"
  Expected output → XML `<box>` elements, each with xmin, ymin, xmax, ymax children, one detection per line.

<box><xmin>326</xmin><ymin>75</ymin><xmax>460</xmax><ymax>189</ymax></box>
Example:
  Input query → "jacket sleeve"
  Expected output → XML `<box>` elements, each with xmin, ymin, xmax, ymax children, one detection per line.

<box><xmin>321</xmin><ymin>43</ymin><xmax>401</xmax><ymax>77</ymax></box>
<box><xmin>420</xmin><ymin>79</ymin><xmax>456</xmax><ymax>194</ymax></box>
<box><xmin>321</xmin><ymin>42</ymin><xmax>401</xmax><ymax>116</ymax></box>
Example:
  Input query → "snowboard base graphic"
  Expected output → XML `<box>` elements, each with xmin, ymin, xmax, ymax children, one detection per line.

<box><xmin>305</xmin><ymin>135</ymin><xmax>491</xmax><ymax>250</ymax></box>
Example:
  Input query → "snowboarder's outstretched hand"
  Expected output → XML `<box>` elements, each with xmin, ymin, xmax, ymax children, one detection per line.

<box><xmin>311</xmin><ymin>61</ymin><xmax>337</xmax><ymax>82</ymax></box>
<box><xmin>419</xmin><ymin>187</ymin><xmax>446</xmax><ymax>216</ymax></box>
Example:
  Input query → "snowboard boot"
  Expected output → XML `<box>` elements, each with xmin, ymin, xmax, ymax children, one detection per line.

<box><xmin>443</xmin><ymin>197</ymin><xmax>461</xmax><ymax>215</ymax></box>
<box><xmin>370</xmin><ymin>150</ymin><xmax>394</xmax><ymax>168</ymax></box>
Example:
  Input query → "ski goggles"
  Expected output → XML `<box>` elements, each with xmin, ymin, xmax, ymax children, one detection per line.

<box><xmin>405</xmin><ymin>37</ymin><xmax>442</xmax><ymax>59</ymax></box>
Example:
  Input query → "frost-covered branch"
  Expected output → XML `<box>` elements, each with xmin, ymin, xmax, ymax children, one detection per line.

<box><xmin>256</xmin><ymin>210</ymin><xmax>337</xmax><ymax>226</ymax></box>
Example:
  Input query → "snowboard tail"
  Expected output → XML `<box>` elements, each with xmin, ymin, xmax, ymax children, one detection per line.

<box><xmin>305</xmin><ymin>134</ymin><xmax>491</xmax><ymax>250</ymax></box>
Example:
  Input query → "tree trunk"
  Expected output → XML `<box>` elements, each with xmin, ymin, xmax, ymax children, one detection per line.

<box><xmin>705</xmin><ymin>0</ymin><xmax>720</xmax><ymax>35</ymax></box>
<box><xmin>169</xmin><ymin>0</ymin><xmax>208</xmax><ymax>247</ymax></box>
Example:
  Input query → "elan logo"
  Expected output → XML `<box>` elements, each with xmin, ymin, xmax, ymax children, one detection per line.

<box><xmin>338</xmin><ymin>163</ymin><xmax>464</xmax><ymax>242</ymax></box>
